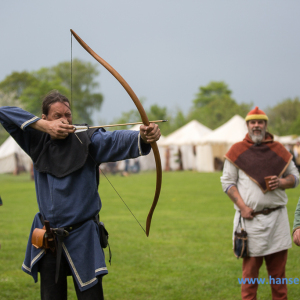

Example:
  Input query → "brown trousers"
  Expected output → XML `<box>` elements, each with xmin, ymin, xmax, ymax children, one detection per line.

<box><xmin>241</xmin><ymin>250</ymin><xmax>288</xmax><ymax>300</ymax></box>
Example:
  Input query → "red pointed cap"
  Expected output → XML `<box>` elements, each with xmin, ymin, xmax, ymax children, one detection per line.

<box><xmin>245</xmin><ymin>106</ymin><xmax>268</xmax><ymax>122</ymax></box>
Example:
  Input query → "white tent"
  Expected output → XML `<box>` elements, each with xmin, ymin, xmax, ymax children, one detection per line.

<box><xmin>196</xmin><ymin>115</ymin><xmax>247</xmax><ymax>145</ymax></box>
<box><xmin>160</xmin><ymin>120</ymin><xmax>212</xmax><ymax>146</ymax></box>
<box><xmin>160</xmin><ymin>120</ymin><xmax>212</xmax><ymax>170</ymax></box>
<box><xmin>195</xmin><ymin>115</ymin><xmax>247</xmax><ymax>172</ymax></box>
<box><xmin>275</xmin><ymin>135</ymin><xmax>299</xmax><ymax>145</ymax></box>
<box><xmin>0</xmin><ymin>136</ymin><xmax>32</xmax><ymax>174</ymax></box>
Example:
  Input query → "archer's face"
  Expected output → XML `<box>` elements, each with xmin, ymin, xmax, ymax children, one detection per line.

<box><xmin>247</xmin><ymin>119</ymin><xmax>267</xmax><ymax>144</ymax></box>
<box><xmin>43</xmin><ymin>102</ymin><xmax>73</xmax><ymax>125</ymax></box>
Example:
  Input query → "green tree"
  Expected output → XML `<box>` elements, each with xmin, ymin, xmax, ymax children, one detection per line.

<box><xmin>20</xmin><ymin>80</ymin><xmax>69</xmax><ymax>116</ymax></box>
<box><xmin>0</xmin><ymin>90</ymin><xmax>24</xmax><ymax>143</ymax></box>
<box><xmin>112</xmin><ymin>100</ymin><xmax>174</xmax><ymax>135</ymax></box>
<box><xmin>172</xmin><ymin>109</ymin><xmax>187</xmax><ymax>130</ymax></box>
<box><xmin>266</xmin><ymin>97</ymin><xmax>300</xmax><ymax>135</ymax></box>
<box><xmin>146</xmin><ymin>104</ymin><xmax>167</xmax><ymax>122</ymax></box>
<box><xmin>111</xmin><ymin>102</ymin><xmax>143</xmax><ymax>130</ymax></box>
<box><xmin>146</xmin><ymin>104</ymin><xmax>172</xmax><ymax>135</ymax></box>
<box><xmin>0</xmin><ymin>71</ymin><xmax>38</xmax><ymax>99</ymax></box>
<box><xmin>0</xmin><ymin>59</ymin><xmax>103</xmax><ymax>124</ymax></box>
<box><xmin>188</xmin><ymin>81</ymin><xmax>251</xmax><ymax>129</ymax></box>
<box><xmin>161</xmin><ymin>108</ymin><xmax>188</xmax><ymax>136</ymax></box>
<box><xmin>36</xmin><ymin>59</ymin><xmax>103</xmax><ymax>123</ymax></box>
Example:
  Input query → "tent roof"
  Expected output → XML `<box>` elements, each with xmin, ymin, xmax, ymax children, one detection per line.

<box><xmin>197</xmin><ymin>115</ymin><xmax>248</xmax><ymax>144</ymax></box>
<box><xmin>161</xmin><ymin>120</ymin><xmax>212</xmax><ymax>146</ymax></box>
<box><xmin>0</xmin><ymin>136</ymin><xmax>28</xmax><ymax>158</ymax></box>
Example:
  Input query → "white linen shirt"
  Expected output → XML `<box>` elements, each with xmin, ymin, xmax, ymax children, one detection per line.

<box><xmin>221</xmin><ymin>159</ymin><xmax>299</xmax><ymax>256</ymax></box>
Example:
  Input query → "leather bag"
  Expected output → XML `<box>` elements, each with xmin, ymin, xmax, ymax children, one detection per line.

<box><xmin>233</xmin><ymin>214</ymin><xmax>249</xmax><ymax>258</ymax></box>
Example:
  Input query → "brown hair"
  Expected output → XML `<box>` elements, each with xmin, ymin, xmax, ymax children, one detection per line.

<box><xmin>42</xmin><ymin>90</ymin><xmax>70</xmax><ymax>115</ymax></box>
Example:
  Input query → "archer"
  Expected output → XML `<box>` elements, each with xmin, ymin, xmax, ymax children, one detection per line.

<box><xmin>0</xmin><ymin>90</ymin><xmax>161</xmax><ymax>300</ymax></box>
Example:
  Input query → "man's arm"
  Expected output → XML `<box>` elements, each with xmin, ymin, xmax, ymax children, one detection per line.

<box><xmin>267</xmin><ymin>175</ymin><xmax>295</xmax><ymax>190</ymax></box>
<box><xmin>0</xmin><ymin>106</ymin><xmax>75</xmax><ymax>153</ymax></box>
<box><xmin>0</xmin><ymin>106</ymin><xmax>40</xmax><ymax>154</ymax></box>
<box><xmin>89</xmin><ymin>129</ymin><xmax>152</xmax><ymax>164</ymax></box>
<box><xmin>293</xmin><ymin>198</ymin><xmax>300</xmax><ymax>246</ymax></box>
<box><xmin>268</xmin><ymin>160</ymin><xmax>299</xmax><ymax>190</ymax></box>
<box><xmin>89</xmin><ymin>123</ymin><xmax>161</xmax><ymax>164</ymax></box>
<box><xmin>31</xmin><ymin>119</ymin><xmax>160</xmax><ymax>141</ymax></box>
<box><xmin>227</xmin><ymin>186</ymin><xmax>254</xmax><ymax>219</ymax></box>
<box><xmin>221</xmin><ymin>159</ymin><xmax>254</xmax><ymax>219</ymax></box>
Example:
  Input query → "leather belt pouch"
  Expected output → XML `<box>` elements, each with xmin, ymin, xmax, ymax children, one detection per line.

<box><xmin>234</xmin><ymin>214</ymin><xmax>249</xmax><ymax>259</ymax></box>
<box><xmin>234</xmin><ymin>229</ymin><xmax>249</xmax><ymax>258</ymax></box>
<box><xmin>99</xmin><ymin>222</ymin><xmax>109</xmax><ymax>248</ymax></box>
<box><xmin>31</xmin><ymin>228</ymin><xmax>49</xmax><ymax>249</ymax></box>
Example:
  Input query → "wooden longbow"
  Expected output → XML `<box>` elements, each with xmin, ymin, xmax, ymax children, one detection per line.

<box><xmin>70</xmin><ymin>29</ymin><xmax>162</xmax><ymax>236</ymax></box>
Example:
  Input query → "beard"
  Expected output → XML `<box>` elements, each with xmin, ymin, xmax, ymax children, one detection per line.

<box><xmin>249</xmin><ymin>127</ymin><xmax>266</xmax><ymax>144</ymax></box>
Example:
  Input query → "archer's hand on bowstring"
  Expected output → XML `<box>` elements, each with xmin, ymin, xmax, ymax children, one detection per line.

<box><xmin>140</xmin><ymin>123</ymin><xmax>161</xmax><ymax>144</ymax></box>
<box><xmin>30</xmin><ymin>118</ymin><xmax>75</xmax><ymax>140</ymax></box>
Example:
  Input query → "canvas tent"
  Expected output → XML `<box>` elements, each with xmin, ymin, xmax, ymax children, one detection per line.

<box><xmin>275</xmin><ymin>135</ymin><xmax>299</xmax><ymax>145</ymax></box>
<box><xmin>195</xmin><ymin>115</ymin><xmax>247</xmax><ymax>172</ymax></box>
<box><xmin>0</xmin><ymin>136</ymin><xmax>32</xmax><ymax>174</ymax></box>
<box><xmin>160</xmin><ymin>120</ymin><xmax>212</xmax><ymax>170</ymax></box>
<box><xmin>161</xmin><ymin>120</ymin><xmax>212</xmax><ymax>146</ymax></box>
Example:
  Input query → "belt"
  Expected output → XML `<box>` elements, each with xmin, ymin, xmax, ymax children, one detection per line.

<box><xmin>251</xmin><ymin>206</ymin><xmax>283</xmax><ymax>216</ymax></box>
<box><xmin>54</xmin><ymin>216</ymin><xmax>97</xmax><ymax>283</ymax></box>
<box><xmin>54</xmin><ymin>217</ymin><xmax>95</xmax><ymax>233</ymax></box>
<box><xmin>40</xmin><ymin>215</ymin><xmax>97</xmax><ymax>283</ymax></box>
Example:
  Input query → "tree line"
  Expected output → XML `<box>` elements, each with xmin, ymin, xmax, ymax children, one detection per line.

<box><xmin>0</xmin><ymin>59</ymin><xmax>299</xmax><ymax>144</ymax></box>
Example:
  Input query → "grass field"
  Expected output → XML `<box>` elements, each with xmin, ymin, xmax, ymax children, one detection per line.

<box><xmin>1</xmin><ymin>171</ymin><xmax>300</xmax><ymax>299</ymax></box>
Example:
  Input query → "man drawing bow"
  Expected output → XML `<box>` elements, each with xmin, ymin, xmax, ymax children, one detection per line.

<box><xmin>0</xmin><ymin>90</ymin><xmax>161</xmax><ymax>300</ymax></box>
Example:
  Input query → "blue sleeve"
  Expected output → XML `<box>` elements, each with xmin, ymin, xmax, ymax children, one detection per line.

<box><xmin>0</xmin><ymin>106</ymin><xmax>40</xmax><ymax>154</ymax></box>
<box><xmin>89</xmin><ymin>129</ymin><xmax>151</xmax><ymax>164</ymax></box>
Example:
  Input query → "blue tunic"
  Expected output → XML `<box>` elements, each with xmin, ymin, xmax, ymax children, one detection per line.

<box><xmin>0</xmin><ymin>106</ymin><xmax>151</xmax><ymax>291</ymax></box>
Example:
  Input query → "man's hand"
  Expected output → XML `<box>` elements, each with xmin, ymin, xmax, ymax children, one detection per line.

<box><xmin>47</xmin><ymin>119</ymin><xmax>75</xmax><ymax>139</ymax></box>
<box><xmin>268</xmin><ymin>176</ymin><xmax>280</xmax><ymax>190</ymax></box>
<box><xmin>268</xmin><ymin>175</ymin><xmax>295</xmax><ymax>190</ymax></box>
<box><xmin>140</xmin><ymin>123</ymin><xmax>161</xmax><ymax>144</ymax></box>
<box><xmin>227</xmin><ymin>186</ymin><xmax>254</xmax><ymax>219</ymax></box>
<box><xmin>293</xmin><ymin>229</ymin><xmax>300</xmax><ymax>246</ymax></box>
<box><xmin>241</xmin><ymin>206</ymin><xmax>254</xmax><ymax>219</ymax></box>
<box><xmin>30</xmin><ymin>119</ymin><xmax>75</xmax><ymax>139</ymax></box>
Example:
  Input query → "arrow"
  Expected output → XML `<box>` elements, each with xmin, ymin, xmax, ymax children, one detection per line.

<box><xmin>73</xmin><ymin>120</ymin><xmax>167</xmax><ymax>133</ymax></box>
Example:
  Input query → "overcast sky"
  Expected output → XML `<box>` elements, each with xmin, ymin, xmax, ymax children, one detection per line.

<box><xmin>1</xmin><ymin>1</ymin><xmax>300</xmax><ymax>124</ymax></box>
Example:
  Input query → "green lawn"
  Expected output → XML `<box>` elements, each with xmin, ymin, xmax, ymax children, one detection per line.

<box><xmin>0</xmin><ymin>171</ymin><xmax>300</xmax><ymax>299</ymax></box>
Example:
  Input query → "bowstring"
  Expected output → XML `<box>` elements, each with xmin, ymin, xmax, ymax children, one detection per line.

<box><xmin>70</xmin><ymin>32</ymin><xmax>73</xmax><ymax>113</ymax></box>
<box><xmin>99</xmin><ymin>168</ymin><xmax>146</xmax><ymax>235</ymax></box>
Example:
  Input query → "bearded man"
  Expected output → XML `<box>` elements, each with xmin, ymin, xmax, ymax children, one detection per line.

<box><xmin>221</xmin><ymin>107</ymin><xmax>299</xmax><ymax>300</ymax></box>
